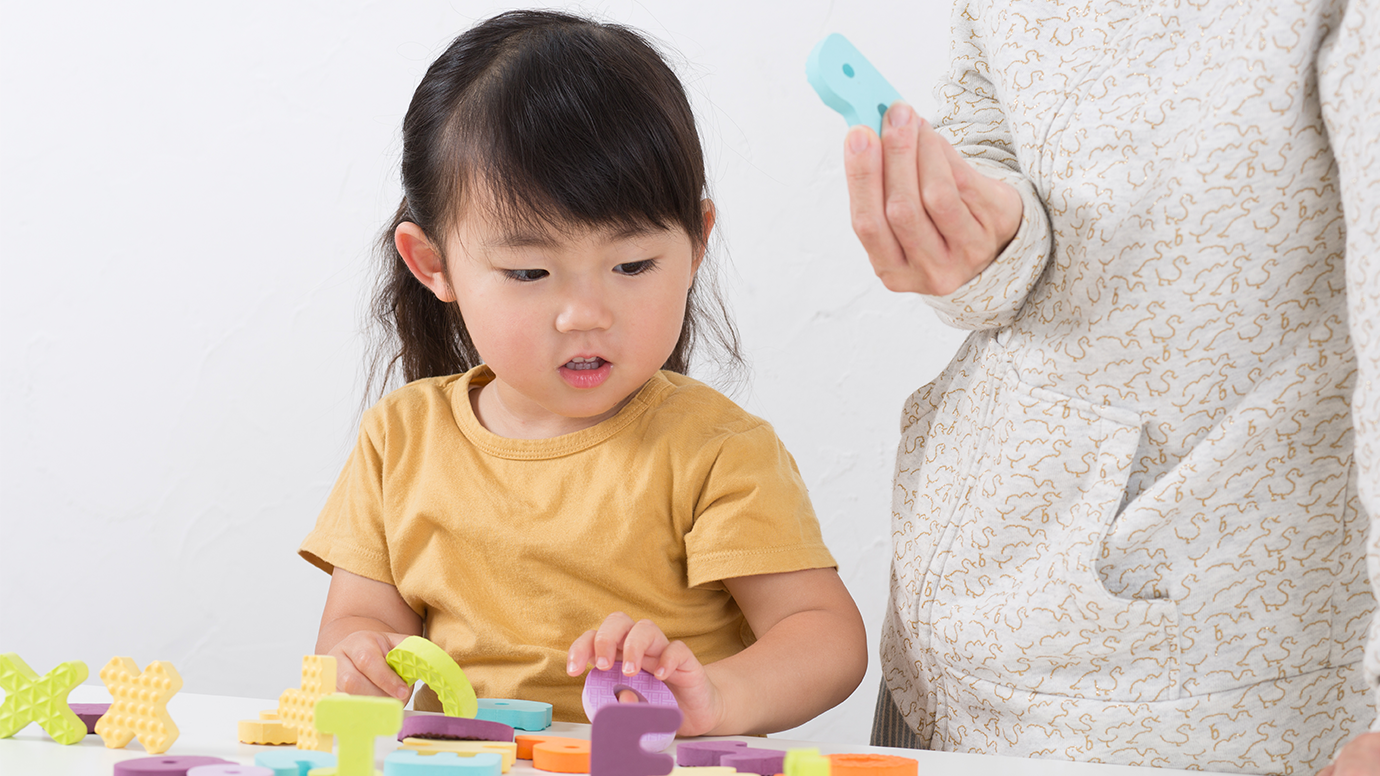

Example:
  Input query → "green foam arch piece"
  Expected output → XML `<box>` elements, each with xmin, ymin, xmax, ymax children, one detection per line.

<box><xmin>386</xmin><ymin>636</ymin><xmax>478</xmax><ymax>718</ymax></box>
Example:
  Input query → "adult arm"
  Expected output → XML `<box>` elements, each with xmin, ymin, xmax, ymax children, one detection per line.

<box><xmin>1318</xmin><ymin>0</ymin><xmax>1380</xmax><ymax>772</ymax></box>
<box><xmin>844</xmin><ymin>1</ymin><xmax>1051</xmax><ymax>330</ymax></box>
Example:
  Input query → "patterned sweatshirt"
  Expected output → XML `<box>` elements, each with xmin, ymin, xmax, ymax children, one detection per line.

<box><xmin>880</xmin><ymin>0</ymin><xmax>1380</xmax><ymax>772</ymax></box>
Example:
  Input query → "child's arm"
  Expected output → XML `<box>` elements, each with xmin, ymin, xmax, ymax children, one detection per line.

<box><xmin>567</xmin><ymin>567</ymin><xmax>867</xmax><ymax>736</ymax></box>
<box><xmin>316</xmin><ymin>567</ymin><xmax>424</xmax><ymax>702</ymax></box>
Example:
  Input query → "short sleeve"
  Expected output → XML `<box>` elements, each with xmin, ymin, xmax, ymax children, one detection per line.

<box><xmin>299</xmin><ymin>413</ymin><xmax>394</xmax><ymax>585</ymax></box>
<box><xmin>683</xmin><ymin>421</ymin><xmax>837</xmax><ymax>589</ymax></box>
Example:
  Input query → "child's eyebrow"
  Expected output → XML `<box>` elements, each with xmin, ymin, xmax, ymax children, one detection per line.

<box><xmin>485</xmin><ymin>229</ymin><xmax>560</xmax><ymax>250</ymax></box>
<box><xmin>485</xmin><ymin>222</ymin><xmax>665</xmax><ymax>249</ymax></box>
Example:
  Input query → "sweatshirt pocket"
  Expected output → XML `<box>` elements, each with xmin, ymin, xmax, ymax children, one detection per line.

<box><xmin>928</xmin><ymin>370</ymin><xmax>1180</xmax><ymax>702</ymax></box>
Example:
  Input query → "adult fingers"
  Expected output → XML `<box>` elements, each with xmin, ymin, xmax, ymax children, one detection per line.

<box><xmin>944</xmin><ymin>138</ymin><xmax>1022</xmax><ymax>256</ymax></box>
<box><xmin>881</xmin><ymin>104</ymin><xmax>948</xmax><ymax>279</ymax></box>
<box><xmin>916</xmin><ymin>122</ymin><xmax>982</xmax><ymax>260</ymax></box>
<box><xmin>618</xmin><ymin>619</ymin><xmax>670</xmax><ymax>677</ymax></box>
<box><xmin>844</xmin><ymin>125</ymin><xmax>906</xmax><ymax>277</ymax></box>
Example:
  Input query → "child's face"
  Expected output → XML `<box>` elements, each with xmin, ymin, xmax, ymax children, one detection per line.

<box><xmin>436</xmin><ymin>210</ymin><xmax>706</xmax><ymax>437</ymax></box>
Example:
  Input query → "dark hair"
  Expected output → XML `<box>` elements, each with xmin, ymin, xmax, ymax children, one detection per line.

<box><xmin>366</xmin><ymin>9</ymin><xmax>742</xmax><ymax>399</ymax></box>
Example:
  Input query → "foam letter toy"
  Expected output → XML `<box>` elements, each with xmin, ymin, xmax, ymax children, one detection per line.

<box><xmin>386</xmin><ymin>636</ymin><xmax>478</xmax><ymax>718</ymax></box>
<box><xmin>582</xmin><ymin>668</ymin><xmax>678</xmax><ymax>751</ymax></box>
<box><xmin>400</xmin><ymin>713</ymin><xmax>514</xmax><ymax>742</ymax></box>
<box><xmin>670</xmin><ymin>769</ymin><xmax>737</xmax><ymax>776</ymax></box>
<box><xmin>402</xmin><ymin>738</ymin><xmax>517</xmax><ymax>771</ymax></box>
<box><xmin>784</xmin><ymin>749</ymin><xmax>831</xmax><ymax>776</ymax></box>
<box><xmin>531</xmin><ymin>738</ymin><xmax>590</xmax><ymax>773</ymax></box>
<box><xmin>254</xmin><ymin>749</ymin><xmax>337</xmax><ymax>776</ymax></box>
<box><xmin>674</xmin><ymin>741</ymin><xmax>747</xmax><ymax>767</ymax></box>
<box><xmin>239</xmin><ymin>707</ymin><xmax>299</xmax><ymax>745</ymax></box>
<box><xmin>806</xmin><ymin>33</ymin><xmax>904</xmax><ymax>135</ymax></box>
<box><xmin>825</xmin><ymin>754</ymin><xmax>917</xmax><ymax>776</ymax></box>
<box><xmin>590</xmin><ymin>703</ymin><xmax>681</xmax><ymax>776</ymax></box>
<box><xmin>112</xmin><ymin>756</ymin><xmax>233</xmax><ymax>775</ymax></box>
<box><xmin>721</xmin><ymin>749</ymin><xmax>786</xmax><ymax>776</ymax></box>
<box><xmin>384</xmin><ymin>750</ymin><xmax>503</xmax><ymax>776</ymax></box>
<box><xmin>71</xmin><ymin>701</ymin><xmax>109</xmax><ymax>734</ymax></box>
<box><xmin>0</xmin><ymin>652</ymin><xmax>88</xmax><ymax>744</ymax></box>
<box><xmin>187</xmin><ymin>766</ymin><xmax>275</xmax><ymax>775</ymax></box>
<box><xmin>476</xmin><ymin>699</ymin><xmax>551</xmax><ymax>731</ymax></box>
<box><xmin>515</xmin><ymin>734</ymin><xmax>584</xmax><ymax>760</ymax></box>
<box><xmin>96</xmin><ymin>656</ymin><xmax>182</xmax><ymax>754</ymax></box>
<box><xmin>314</xmin><ymin>693</ymin><xmax>404</xmax><ymax>776</ymax></box>
<box><xmin>277</xmin><ymin>655</ymin><xmax>337</xmax><ymax>752</ymax></box>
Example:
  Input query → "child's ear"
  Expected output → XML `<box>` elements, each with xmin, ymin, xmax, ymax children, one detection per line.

<box><xmin>395</xmin><ymin>222</ymin><xmax>456</xmax><ymax>303</ymax></box>
<box><xmin>693</xmin><ymin>199</ymin><xmax>716</xmax><ymax>275</ymax></box>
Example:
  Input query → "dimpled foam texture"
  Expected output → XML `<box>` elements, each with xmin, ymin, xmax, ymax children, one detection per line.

<box><xmin>581</xmin><ymin>669</ymin><xmax>678</xmax><ymax>751</ymax></box>
<box><xmin>276</xmin><ymin>655</ymin><xmax>336</xmax><ymax>752</ymax></box>
<box><xmin>95</xmin><ymin>657</ymin><xmax>182</xmax><ymax>754</ymax></box>
<box><xmin>386</xmin><ymin>636</ymin><xmax>478</xmax><ymax>718</ymax></box>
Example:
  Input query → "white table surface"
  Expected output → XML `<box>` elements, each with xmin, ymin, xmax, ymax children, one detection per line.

<box><xmin>0</xmin><ymin>685</ymin><xmax>1212</xmax><ymax>775</ymax></box>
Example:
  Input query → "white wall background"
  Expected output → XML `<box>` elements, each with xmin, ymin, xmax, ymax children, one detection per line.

<box><xmin>0</xmin><ymin>0</ymin><xmax>961</xmax><ymax>744</ymax></box>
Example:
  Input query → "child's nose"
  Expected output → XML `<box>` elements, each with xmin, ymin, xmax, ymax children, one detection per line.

<box><xmin>554</xmin><ymin>290</ymin><xmax>613</xmax><ymax>333</ymax></box>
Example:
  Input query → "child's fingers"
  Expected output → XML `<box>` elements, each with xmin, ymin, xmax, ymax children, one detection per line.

<box><xmin>619</xmin><ymin>620</ymin><xmax>671</xmax><ymax>677</ymax></box>
<box><xmin>334</xmin><ymin>634</ymin><xmax>412</xmax><ymax>701</ymax></box>
<box><xmin>567</xmin><ymin>629</ymin><xmax>598</xmax><ymax>675</ymax></box>
<box><xmin>642</xmin><ymin>639</ymin><xmax>701</xmax><ymax>683</ymax></box>
<box><xmin>591</xmin><ymin>612</ymin><xmax>636</xmax><ymax>671</ymax></box>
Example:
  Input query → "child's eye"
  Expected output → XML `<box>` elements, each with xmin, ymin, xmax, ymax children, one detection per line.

<box><xmin>503</xmin><ymin>269</ymin><xmax>549</xmax><ymax>282</ymax></box>
<box><xmin>615</xmin><ymin>260</ymin><xmax>657</xmax><ymax>276</ymax></box>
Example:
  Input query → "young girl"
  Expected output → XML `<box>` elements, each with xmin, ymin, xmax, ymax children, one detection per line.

<box><xmin>299</xmin><ymin>10</ymin><xmax>867</xmax><ymax>736</ymax></box>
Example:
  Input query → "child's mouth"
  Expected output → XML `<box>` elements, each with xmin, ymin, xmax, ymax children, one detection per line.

<box><xmin>564</xmin><ymin>357</ymin><xmax>606</xmax><ymax>370</ymax></box>
<box><xmin>559</xmin><ymin>356</ymin><xmax>612</xmax><ymax>389</ymax></box>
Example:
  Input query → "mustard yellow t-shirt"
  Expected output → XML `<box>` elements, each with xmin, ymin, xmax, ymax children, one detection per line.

<box><xmin>300</xmin><ymin>366</ymin><xmax>835</xmax><ymax>721</ymax></box>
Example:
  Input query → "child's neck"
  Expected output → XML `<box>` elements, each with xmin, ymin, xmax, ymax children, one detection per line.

<box><xmin>469</xmin><ymin>380</ymin><xmax>633</xmax><ymax>440</ymax></box>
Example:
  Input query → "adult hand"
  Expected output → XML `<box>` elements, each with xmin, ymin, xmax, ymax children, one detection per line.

<box><xmin>844</xmin><ymin>102</ymin><xmax>1022</xmax><ymax>296</ymax></box>
<box><xmin>1318</xmin><ymin>731</ymin><xmax>1380</xmax><ymax>776</ymax></box>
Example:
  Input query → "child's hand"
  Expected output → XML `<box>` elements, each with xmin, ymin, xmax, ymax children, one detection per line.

<box><xmin>567</xmin><ymin>612</ymin><xmax>723</xmax><ymax>736</ymax></box>
<box><xmin>327</xmin><ymin>630</ymin><xmax>415</xmax><ymax>702</ymax></box>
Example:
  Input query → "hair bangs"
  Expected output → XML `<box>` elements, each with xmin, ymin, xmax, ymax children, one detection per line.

<box><xmin>445</xmin><ymin>22</ymin><xmax>706</xmax><ymax>246</ymax></box>
<box><xmin>370</xmin><ymin>10</ymin><xmax>742</xmax><ymax>397</ymax></box>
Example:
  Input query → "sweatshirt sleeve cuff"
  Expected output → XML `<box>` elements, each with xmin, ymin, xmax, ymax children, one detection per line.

<box><xmin>920</xmin><ymin>159</ymin><xmax>1052</xmax><ymax>330</ymax></box>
